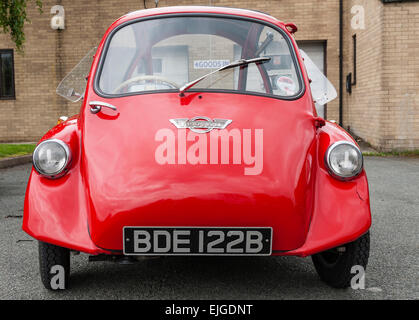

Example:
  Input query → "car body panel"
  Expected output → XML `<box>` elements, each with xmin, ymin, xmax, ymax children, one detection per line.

<box><xmin>23</xmin><ymin>119</ymin><xmax>103</xmax><ymax>254</ymax></box>
<box><xmin>82</xmin><ymin>92</ymin><xmax>317</xmax><ymax>252</ymax></box>
<box><xmin>281</xmin><ymin>123</ymin><xmax>372</xmax><ymax>256</ymax></box>
<box><xmin>22</xmin><ymin>6</ymin><xmax>371</xmax><ymax>257</ymax></box>
<box><xmin>23</xmin><ymin>118</ymin><xmax>371</xmax><ymax>256</ymax></box>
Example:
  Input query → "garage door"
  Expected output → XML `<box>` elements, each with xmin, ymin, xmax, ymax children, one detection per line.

<box><xmin>297</xmin><ymin>42</ymin><xmax>326</xmax><ymax>119</ymax></box>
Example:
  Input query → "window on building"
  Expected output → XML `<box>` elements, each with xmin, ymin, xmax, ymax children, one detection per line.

<box><xmin>0</xmin><ymin>50</ymin><xmax>15</xmax><ymax>99</ymax></box>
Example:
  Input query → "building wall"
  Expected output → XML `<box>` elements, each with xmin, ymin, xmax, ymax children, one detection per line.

<box><xmin>343</xmin><ymin>0</ymin><xmax>419</xmax><ymax>151</ymax></box>
<box><xmin>0</xmin><ymin>0</ymin><xmax>339</xmax><ymax>142</ymax></box>
<box><xmin>381</xmin><ymin>1</ymin><xmax>419</xmax><ymax>150</ymax></box>
<box><xmin>343</xmin><ymin>0</ymin><xmax>385</xmax><ymax>148</ymax></box>
<box><xmin>0</xmin><ymin>0</ymin><xmax>61</xmax><ymax>142</ymax></box>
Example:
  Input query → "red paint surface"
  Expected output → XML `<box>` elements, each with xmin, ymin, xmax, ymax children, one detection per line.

<box><xmin>23</xmin><ymin>6</ymin><xmax>371</xmax><ymax>256</ymax></box>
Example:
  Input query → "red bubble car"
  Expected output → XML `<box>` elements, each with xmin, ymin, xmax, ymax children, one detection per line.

<box><xmin>23</xmin><ymin>6</ymin><xmax>371</xmax><ymax>290</ymax></box>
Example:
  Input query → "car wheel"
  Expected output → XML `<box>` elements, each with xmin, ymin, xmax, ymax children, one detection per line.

<box><xmin>311</xmin><ymin>231</ymin><xmax>370</xmax><ymax>288</ymax></box>
<box><xmin>38</xmin><ymin>241</ymin><xmax>70</xmax><ymax>290</ymax></box>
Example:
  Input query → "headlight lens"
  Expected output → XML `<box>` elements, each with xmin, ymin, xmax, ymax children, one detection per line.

<box><xmin>33</xmin><ymin>139</ymin><xmax>71</xmax><ymax>178</ymax></box>
<box><xmin>325</xmin><ymin>141</ymin><xmax>363</xmax><ymax>180</ymax></box>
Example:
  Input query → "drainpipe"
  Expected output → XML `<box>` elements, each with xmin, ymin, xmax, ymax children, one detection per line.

<box><xmin>54</xmin><ymin>0</ymin><xmax>65</xmax><ymax>115</ymax></box>
<box><xmin>339</xmin><ymin>0</ymin><xmax>343</xmax><ymax>127</ymax></box>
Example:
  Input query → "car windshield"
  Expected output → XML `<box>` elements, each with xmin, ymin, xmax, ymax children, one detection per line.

<box><xmin>97</xmin><ymin>16</ymin><xmax>303</xmax><ymax>98</ymax></box>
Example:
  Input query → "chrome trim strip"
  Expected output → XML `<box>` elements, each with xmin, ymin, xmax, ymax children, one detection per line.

<box><xmin>170</xmin><ymin>117</ymin><xmax>232</xmax><ymax>133</ymax></box>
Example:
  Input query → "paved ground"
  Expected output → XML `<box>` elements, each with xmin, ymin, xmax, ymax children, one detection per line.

<box><xmin>0</xmin><ymin>158</ymin><xmax>418</xmax><ymax>300</ymax></box>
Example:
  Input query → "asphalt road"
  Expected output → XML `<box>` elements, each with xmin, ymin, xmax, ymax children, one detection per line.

<box><xmin>0</xmin><ymin>157</ymin><xmax>418</xmax><ymax>300</ymax></box>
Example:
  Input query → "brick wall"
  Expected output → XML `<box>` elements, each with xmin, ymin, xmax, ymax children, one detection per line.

<box><xmin>343</xmin><ymin>0</ymin><xmax>385</xmax><ymax>148</ymax></box>
<box><xmin>343</xmin><ymin>0</ymin><xmax>419</xmax><ymax>151</ymax></box>
<box><xmin>381</xmin><ymin>1</ymin><xmax>419</xmax><ymax>150</ymax></box>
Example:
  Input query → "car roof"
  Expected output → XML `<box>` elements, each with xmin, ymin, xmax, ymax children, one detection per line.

<box><xmin>113</xmin><ymin>6</ymin><xmax>285</xmax><ymax>28</ymax></box>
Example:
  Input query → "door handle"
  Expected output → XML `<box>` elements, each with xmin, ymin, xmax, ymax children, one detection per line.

<box><xmin>89</xmin><ymin>101</ymin><xmax>118</xmax><ymax>114</ymax></box>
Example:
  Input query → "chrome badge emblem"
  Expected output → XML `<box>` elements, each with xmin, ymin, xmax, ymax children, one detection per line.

<box><xmin>169</xmin><ymin>117</ymin><xmax>232</xmax><ymax>133</ymax></box>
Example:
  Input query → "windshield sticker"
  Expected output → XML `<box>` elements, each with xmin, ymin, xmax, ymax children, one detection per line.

<box><xmin>274</xmin><ymin>76</ymin><xmax>297</xmax><ymax>96</ymax></box>
<box><xmin>193</xmin><ymin>60</ymin><xmax>231</xmax><ymax>69</ymax></box>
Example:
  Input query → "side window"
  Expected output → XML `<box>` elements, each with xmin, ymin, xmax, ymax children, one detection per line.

<box><xmin>0</xmin><ymin>49</ymin><xmax>15</xmax><ymax>99</ymax></box>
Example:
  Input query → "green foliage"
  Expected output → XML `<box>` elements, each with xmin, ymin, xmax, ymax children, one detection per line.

<box><xmin>0</xmin><ymin>144</ymin><xmax>36</xmax><ymax>158</ymax></box>
<box><xmin>0</xmin><ymin>0</ymin><xmax>42</xmax><ymax>52</ymax></box>
<box><xmin>363</xmin><ymin>150</ymin><xmax>419</xmax><ymax>157</ymax></box>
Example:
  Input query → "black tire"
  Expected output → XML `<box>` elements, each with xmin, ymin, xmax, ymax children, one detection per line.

<box><xmin>311</xmin><ymin>232</ymin><xmax>370</xmax><ymax>288</ymax></box>
<box><xmin>38</xmin><ymin>241</ymin><xmax>70</xmax><ymax>290</ymax></box>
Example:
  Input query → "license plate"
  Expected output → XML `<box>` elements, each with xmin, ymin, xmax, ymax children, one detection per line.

<box><xmin>123</xmin><ymin>227</ymin><xmax>272</xmax><ymax>256</ymax></box>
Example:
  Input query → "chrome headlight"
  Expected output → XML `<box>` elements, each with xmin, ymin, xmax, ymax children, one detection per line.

<box><xmin>325</xmin><ymin>141</ymin><xmax>363</xmax><ymax>180</ymax></box>
<box><xmin>33</xmin><ymin>139</ymin><xmax>71</xmax><ymax>178</ymax></box>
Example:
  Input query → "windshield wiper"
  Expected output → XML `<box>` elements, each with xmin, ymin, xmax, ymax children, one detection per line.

<box><xmin>179</xmin><ymin>57</ymin><xmax>271</xmax><ymax>96</ymax></box>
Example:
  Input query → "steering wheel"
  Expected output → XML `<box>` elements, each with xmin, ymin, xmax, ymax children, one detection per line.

<box><xmin>112</xmin><ymin>75</ymin><xmax>179</xmax><ymax>94</ymax></box>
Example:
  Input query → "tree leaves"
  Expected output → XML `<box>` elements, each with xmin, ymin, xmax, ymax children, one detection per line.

<box><xmin>0</xmin><ymin>0</ymin><xmax>43</xmax><ymax>52</ymax></box>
